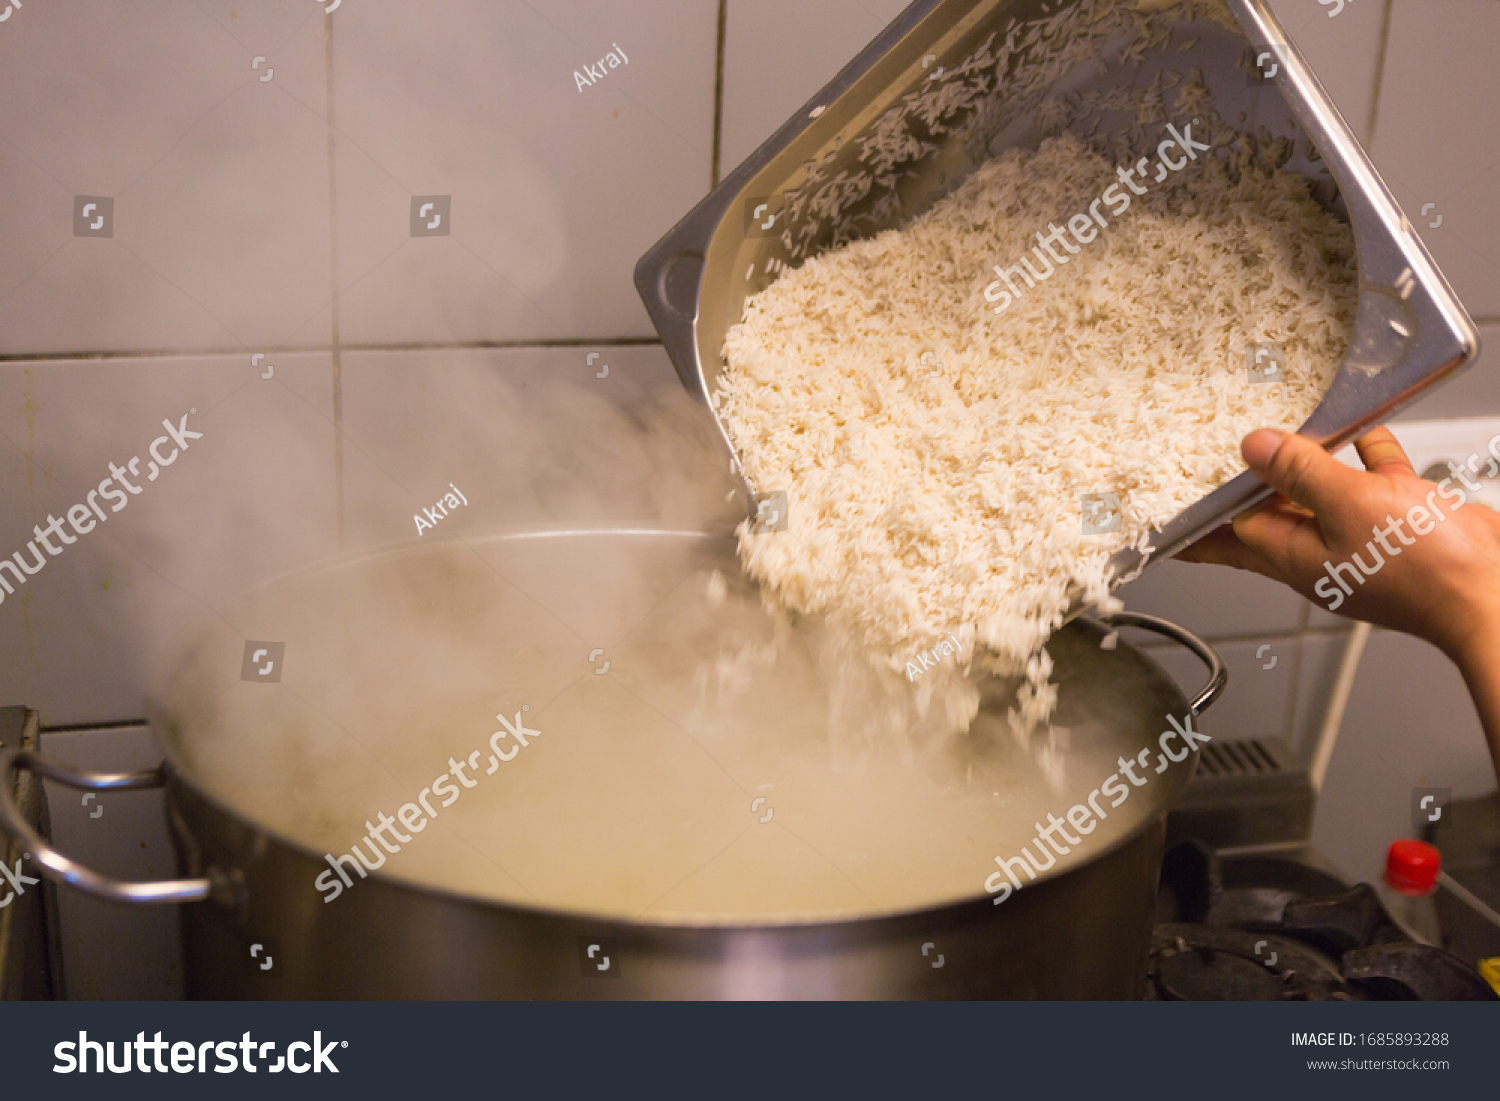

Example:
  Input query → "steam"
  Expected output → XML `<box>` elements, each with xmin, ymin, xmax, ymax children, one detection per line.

<box><xmin>139</xmin><ymin>357</ymin><xmax>1065</xmax><ymax>914</ymax></box>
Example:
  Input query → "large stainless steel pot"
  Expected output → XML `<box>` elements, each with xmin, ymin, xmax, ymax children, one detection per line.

<box><xmin>1</xmin><ymin>527</ymin><xmax>1223</xmax><ymax>998</ymax></box>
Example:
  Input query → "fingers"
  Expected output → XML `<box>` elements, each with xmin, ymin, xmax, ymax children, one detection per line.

<box><xmin>1175</xmin><ymin>526</ymin><xmax>1239</xmax><ymax>566</ymax></box>
<box><xmin>1242</xmin><ymin>429</ymin><xmax>1365</xmax><ymax>516</ymax></box>
<box><xmin>1353</xmin><ymin>426</ymin><xmax>1417</xmax><ymax>477</ymax></box>
<box><xmin>1232</xmin><ymin>501</ymin><xmax>1331</xmax><ymax>580</ymax></box>
<box><xmin>1176</xmin><ymin>524</ymin><xmax>1285</xmax><ymax>581</ymax></box>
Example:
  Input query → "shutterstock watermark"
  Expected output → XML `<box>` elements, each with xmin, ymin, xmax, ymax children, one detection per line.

<box><xmin>984</xmin><ymin>712</ymin><xmax>1210</xmax><ymax>904</ymax></box>
<box><xmin>0</xmin><ymin>409</ymin><xmax>203</xmax><ymax>611</ymax></box>
<box><xmin>1314</xmin><ymin>434</ymin><xmax>1500</xmax><ymax>612</ymax></box>
<box><xmin>54</xmin><ymin>1031</ymin><xmax>343</xmax><ymax>1074</ymax></box>
<box><xmin>0</xmin><ymin>855</ymin><xmax>39</xmax><ymax>908</ymax></box>
<box><xmin>981</xmin><ymin>120</ymin><xmax>1212</xmax><ymax>314</ymax></box>
<box><xmin>316</xmin><ymin>707</ymin><xmax>543</xmax><ymax>902</ymax></box>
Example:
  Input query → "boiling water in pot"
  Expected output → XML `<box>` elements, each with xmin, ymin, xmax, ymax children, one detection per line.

<box><xmin>155</xmin><ymin>529</ymin><xmax>1190</xmax><ymax>922</ymax></box>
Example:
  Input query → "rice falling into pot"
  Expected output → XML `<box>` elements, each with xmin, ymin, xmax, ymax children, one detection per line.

<box><xmin>719</xmin><ymin>128</ymin><xmax>1355</xmax><ymax>748</ymax></box>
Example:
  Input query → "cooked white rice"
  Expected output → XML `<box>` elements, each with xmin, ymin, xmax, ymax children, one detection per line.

<box><xmin>719</xmin><ymin>128</ymin><xmax>1356</xmax><ymax>739</ymax></box>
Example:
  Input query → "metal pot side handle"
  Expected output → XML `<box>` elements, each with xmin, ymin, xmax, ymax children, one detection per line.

<box><xmin>0</xmin><ymin>747</ymin><xmax>212</xmax><ymax>904</ymax></box>
<box><xmin>1100</xmin><ymin>612</ymin><xmax>1228</xmax><ymax>716</ymax></box>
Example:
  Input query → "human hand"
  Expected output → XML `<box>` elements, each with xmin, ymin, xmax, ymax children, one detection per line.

<box><xmin>1177</xmin><ymin>427</ymin><xmax>1500</xmax><ymax>668</ymax></box>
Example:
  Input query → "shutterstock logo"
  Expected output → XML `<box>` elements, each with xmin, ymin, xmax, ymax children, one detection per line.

<box><xmin>54</xmin><ymin>1032</ymin><xmax>345</xmax><ymax>1074</ymax></box>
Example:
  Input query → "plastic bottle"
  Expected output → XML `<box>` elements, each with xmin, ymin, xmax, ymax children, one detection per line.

<box><xmin>1378</xmin><ymin>839</ymin><xmax>1444</xmax><ymax>947</ymax></box>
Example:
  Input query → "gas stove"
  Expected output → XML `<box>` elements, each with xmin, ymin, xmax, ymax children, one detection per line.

<box><xmin>1146</xmin><ymin>840</ymin><xmax>1498</xmax><ymax>1001</ymax></box>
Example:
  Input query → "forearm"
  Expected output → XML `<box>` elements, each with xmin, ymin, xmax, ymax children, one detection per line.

<box><xmin>1454</xmin><ymin>615</ymin><xmax>1500</xmax><ymax>790</ymax></box>
<box><xmin>1186</xmin><ymin>426</ymin><xmax>1500</xmax><ymax>784</ymax></box>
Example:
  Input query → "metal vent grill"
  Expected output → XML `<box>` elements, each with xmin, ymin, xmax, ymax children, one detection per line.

<box><xmin>1196</xmin><ymin>739</ymin><xmax>1282</xmax><ymax>778</ymax></box>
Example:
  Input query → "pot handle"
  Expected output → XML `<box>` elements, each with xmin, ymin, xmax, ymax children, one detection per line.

<box><xmin>0</xmin><ymin>746</ymin><xmax>215</xmax><ymax>904</ymax></box>
<box><xmin>1100</xmin><ymin>612</ymin><xmax>1228</xmax><ymax>715</ymax></box>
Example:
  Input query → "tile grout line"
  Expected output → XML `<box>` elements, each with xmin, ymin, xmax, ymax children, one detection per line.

<box><xmin>0</xmin><ymin>338</ymin><xmax>667</xmax><ymax>363</ymax></box>
<box><xmin>325</xmin><ymin>10</ymin><xmax>346</xmax><ymax>550</ymax></box>
<box><xmin>711</xmin><ymin>0</ymin><xmax>728</xmax><ymax>189</ymax></box>
<box><xmin>1365</xmin><ymin>0</ymin><xmax>1394</xmax><ymax>150</ymax></box>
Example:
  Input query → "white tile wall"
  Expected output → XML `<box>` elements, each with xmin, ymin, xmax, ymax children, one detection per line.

<box><xmin>1289</xmin><ymin>626</ymin><xmax>1356</xmax><ymax>759</ymax></box>
<box><xmin>1370</xmin><ymin>0</ymin><xmax>1500</xmax><ymax>324</ymax></box>
<box><xmin>720</xmin><ymin>0</ymin><xmax>909</xmax><ymax>173</ymax></box>
<box><xmin>1136</xmin><ymin>635</ymin><xmax>1299</xmax><ymax>745</ymax></box>
<box><xmin>328</xmin><ymin>0</ymin><xmax>718</xmax><ymax>345</ymax></box>
<box><xmin>1115</xmin><ymin>558</ymin><xmax>1307</xmax><ymax>639</ymax></box>
<box><xmin>337</xmin><ymin>344</ymin><xmax>740</xmax><ymax>551</ymax></box>
<box><xmin>1394</xmin><ymin>322</ymin><xmax>1499</xmax><ymax>422</ymax></box>
<box><xmin>1265</xmin><ymin>0</ymin><xmax>1387</xmax><ymax>145</ymax></box>
<box><xmin>1</xmin><ymin>0</ymin><xmax>1498</xmax><ymax>994</ymax></box>
<box><xmin>0</xmin><ymin>1</ymin><xmax>332</xmax><ymax>354</ymax></box>
<box><xmin>1311</xmin><ymin>629</ymin><xmax>1498</xmax><ymax>886</ymax></box>
<box><xmin>0</xmin><ymin>354</ymin><xmax>337</xmax><ymax>724</ymax></box>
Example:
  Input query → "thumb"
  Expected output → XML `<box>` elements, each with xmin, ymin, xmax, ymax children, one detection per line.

<box><xmin>1242</xmin><ymin>429</ymin><xmax>1361</xmax><ymax>516</ymax></box>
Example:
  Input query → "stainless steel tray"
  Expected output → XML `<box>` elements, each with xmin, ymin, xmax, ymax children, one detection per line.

<box><xmin>634</xmin><ymin>0</ymin><xmax>1479</xmax><ymax>587</ymax></box>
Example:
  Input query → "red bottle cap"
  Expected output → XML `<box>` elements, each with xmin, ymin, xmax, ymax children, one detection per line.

<box><xmin>1384</xmin><ymin>839</ymin><xmax>1441</xmax><ymax>895</ymax></box>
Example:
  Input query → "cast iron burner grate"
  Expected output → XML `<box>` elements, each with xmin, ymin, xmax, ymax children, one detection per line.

<box><xmin>1146</xmin><ymin>841</ymin><xmax>1498</xmax><ymax>1001</ymax></box>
